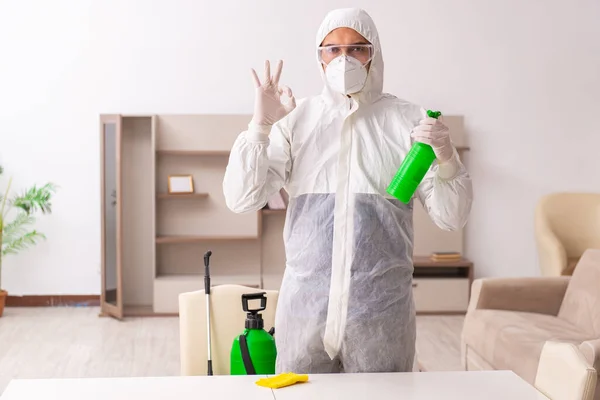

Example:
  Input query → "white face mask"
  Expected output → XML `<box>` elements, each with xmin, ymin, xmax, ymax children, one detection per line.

<box><xmin>325</xmin><ymin>56</ymin><xmax>368</xmax><ymax>95</ymax></box>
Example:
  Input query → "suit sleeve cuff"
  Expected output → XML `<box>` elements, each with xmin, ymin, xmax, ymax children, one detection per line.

<box><xmin>246</xmin><ymin>122</ymin><xmax>272</xmax><ymax>143</ymax></box>
<box><xmin>436</xmin><ymin>151</ymin><xmax>460</xmax><ymax>180</ymax></box>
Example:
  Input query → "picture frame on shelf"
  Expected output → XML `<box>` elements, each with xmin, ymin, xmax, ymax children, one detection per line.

<box><xmin>168</xmin><ymin>175</ymin><xmax>194</xmax><ymax>194</ymax></box>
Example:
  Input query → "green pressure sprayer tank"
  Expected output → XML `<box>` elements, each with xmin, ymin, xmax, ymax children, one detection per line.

<box><xmin>386</xmin><ymin>110</ymin><xmax>442</xmax><ymax>203</ymax></box>
<box><xmin>230</xmin><ymin>292</ymin><xmax>277</xmax><ymax>375</ymax></box>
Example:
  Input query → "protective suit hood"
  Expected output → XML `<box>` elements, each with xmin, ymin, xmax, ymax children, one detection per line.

<box><xmin>316</xmin><ymin>8</ymin><xmax>384</xmax><ymax>105</ymax></box>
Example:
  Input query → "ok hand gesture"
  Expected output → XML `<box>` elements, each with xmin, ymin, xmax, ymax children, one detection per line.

<box><xmin>250</xmin><ymin>60</ymin><xmax>296</xmax><ymax>127</ymax></box>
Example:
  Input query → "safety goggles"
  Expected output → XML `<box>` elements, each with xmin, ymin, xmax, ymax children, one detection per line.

<box><xmin>317</xmin><ymin>44</ymin><xmax>374</xmax><ymax>66</ymax></box>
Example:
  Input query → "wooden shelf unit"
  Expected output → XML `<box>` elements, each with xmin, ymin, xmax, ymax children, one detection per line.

<box><xmin>157</xmin><ymin>193</ymin><xmax>209</xmax><ymax>200</ymax></box>
<box><xmin>156</xmin><ymin>235</ymin><xmax>259</xmax><ymax>244</ymax></box>
<box><xmin>100</xmin><ymin>114</ymin><xmax>261</xmax><ymax>317</ymax></box>
<box><xmin>412</xmin><ymin>257</ymin><xmax>473</xmax><ymax>314</ymax></box>
<box><xmin>100</xmin><ymin>113</ymin><xmax>472</xmax><ymax>318</ymax></box>
<box><xmin>157</xmin><ymin>150</ymin><xmax>231</xmax><ymax>156</ymax></box>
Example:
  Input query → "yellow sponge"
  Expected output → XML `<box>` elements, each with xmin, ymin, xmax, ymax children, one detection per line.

<box><xmin>255</xmin><ymin>372</ymin><xmax>309</xmax><ymax>389</ymax></box>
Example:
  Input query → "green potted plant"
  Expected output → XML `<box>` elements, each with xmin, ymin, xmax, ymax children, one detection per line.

<box><xmin>0</xmin><ymin>164</ymin><xmax>56</xmax><ymax>317</ymax></box>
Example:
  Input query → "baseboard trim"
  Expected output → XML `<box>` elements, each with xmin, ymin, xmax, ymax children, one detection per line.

<box><xmin>6</xmin><ymin>295</ymin><xmax>100</xmax><ymax>307</ymax></box>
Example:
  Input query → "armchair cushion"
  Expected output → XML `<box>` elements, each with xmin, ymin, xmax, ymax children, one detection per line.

<box><xmin>558</xmin><ymin>249</ymin><xmax>600</xmax><ymax>336</ymax></box>
<box><xmin>463</xmin><ymin>309</ymin><xmax>593</xmax><ymax>383</ymax></box>
<box><xmin>468</xmin><ymin>276</ymin><xmax>570</xmax><ymax>315</ymax></box>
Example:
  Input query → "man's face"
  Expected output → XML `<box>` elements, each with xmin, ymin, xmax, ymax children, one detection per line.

<box><xmin>319</xmin><ymin>28</ymin><xmax>372</xmax><ymax>72</ymax></box>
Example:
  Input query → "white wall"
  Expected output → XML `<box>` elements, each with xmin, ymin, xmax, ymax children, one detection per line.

<box><xmin>0</xmin><ymin>0</ymin><xmax>598</xmax><ymax>295</ymax></box>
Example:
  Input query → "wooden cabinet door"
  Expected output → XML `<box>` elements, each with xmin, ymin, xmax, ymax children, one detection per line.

<box><xmin>100</xmin><ymin>115</ymin><xmax>123</xmax><ymax>319</ymax></box>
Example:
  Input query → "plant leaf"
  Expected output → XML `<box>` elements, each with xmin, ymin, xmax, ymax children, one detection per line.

<box><xmin>1</xmin><ymin>230</ymin><xmax>46</xmax><ymax>257</ymax></box>
<box><xmin>2</xmin><ymin>212</ymin><xmax>36</xmax><ymax>244</ymax></box>
<box><xmin>11</xmin><ymin>183</ymin><xmax>57</xmax><ymax>215</ymax></box>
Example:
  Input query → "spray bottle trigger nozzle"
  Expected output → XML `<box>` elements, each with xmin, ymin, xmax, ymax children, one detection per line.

<box><xmin>427</xmin><ymin>110</ymin><xmax>442</xmax><ymax>119</ymax></box>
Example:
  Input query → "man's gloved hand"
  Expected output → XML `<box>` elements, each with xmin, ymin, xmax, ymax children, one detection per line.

<box><xmin>411</xmin><ymin>116</ymin><xmax>455</xmax><ymax>163</ymax></box>
<box><xmin>250</xmin><ymin>60</ymin><xmax>296</xmax><ymax>130</ymax></box>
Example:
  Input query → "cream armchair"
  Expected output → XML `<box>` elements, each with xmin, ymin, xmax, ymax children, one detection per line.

<box><xmin>179</xmin><ymin>284</ymin><xmax>278</xmax><ymax>376</ymax></box>
<box><xmin>462</xmin><ymin>249</ymin><xmax>600</xmax><ymax>399</ymax></box>
<box><xmin>535</xmin><ymin>193</ymin><xmax>600</xmax><ymax>276</ymax></box>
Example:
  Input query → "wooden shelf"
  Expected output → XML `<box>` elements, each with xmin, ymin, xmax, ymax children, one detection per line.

<box><xmin>262</xmin><ymin>209</ymin><xmax>286</xmax><ymax>215</ymax></box>
<box><xmin>156</xmin><ymin>235</ymin><xmax>258</xmax><ymax>244</ymax></box>
<box><xmin>155</xmin><ymin>273</ymin><xmax>260</xmax><ymax>288</ymax></box>
<box><xmin>157</xmin><ymin>193</ymin><xmax>209</xmax><ymax>200</ymax></box>
<box><xmin>157</xmin><ymin>150</ymin><xmax>230</xmax><ymax>156</ymax></box>
<box><xmin>413</xmin><ymin>256</ymin><xmax>472</xmax><ymax>267</ymax></box>
<box><xmin>157</xmin><ymin>148</ymin><xmax>468</xmax><ymax>156</ymax></box>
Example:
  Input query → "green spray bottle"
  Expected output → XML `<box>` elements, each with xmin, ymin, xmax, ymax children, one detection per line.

<box><xmin>230</xmin><ymin>292</ymin><xmax>277</xmax><ymax>375</ymax></box>
<box><xmin>386</xmin><ymin>110</ymin><xmax>441</xmax><ymax>203</ymax></box>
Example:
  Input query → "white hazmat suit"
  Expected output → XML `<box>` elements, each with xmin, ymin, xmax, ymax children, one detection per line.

<box><xmin>223</xmin><ymin>8</ymin><xmax>472</xmax><ymax>373</ymax></box>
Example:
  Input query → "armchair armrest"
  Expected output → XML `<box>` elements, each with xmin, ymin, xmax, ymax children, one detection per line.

<box><xmin>535</xmin><ymin>341</ymin><xmax>597</xmax><ymax>400</ymax></box>
<box><xmin>580</xmin><ymin>339</ymin><xmax>600</xmax><ymax>372</ymax></box>
<box><xmin>468</xmin><ymin>276</ymin><xmax>571</xmax><ymax>315</ymax></box>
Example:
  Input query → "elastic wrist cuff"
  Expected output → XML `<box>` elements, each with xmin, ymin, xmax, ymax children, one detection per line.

<box><xmin>437</xmin><ymin>153</ymin><xmax>460</xmax><ymax>180</ymax></box>
<box><xmin>246</xmin><ymin>122</ymin><xmax>272</xmax><ymax>143</ymax></box>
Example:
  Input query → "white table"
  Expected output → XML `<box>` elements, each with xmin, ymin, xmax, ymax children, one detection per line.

<box><xmin>1</xmin><ymin>371</ymin><xmax>548</xmax><ymax>399</ymax></box>
<box><xmin>273</xmin><ymin>371</ymin><xmax>549</xmax><ymax>400</ymax></box>
<box><xmin>1</xmin><ymin>375</ymin><xmax>272</xmax><ymax>400</ymax></box>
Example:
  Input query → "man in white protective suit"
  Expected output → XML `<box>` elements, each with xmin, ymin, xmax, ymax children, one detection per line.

<box><xmin>223</xmin><ymin>8</ymin><xmax>473</xmax><ymax>373</ymax></box>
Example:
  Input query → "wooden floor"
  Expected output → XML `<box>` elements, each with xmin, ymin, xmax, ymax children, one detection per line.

<box><xmin>0</xmin><ymin>307</ymin><xmax>464</xmax><ymax>394</ymax></box>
